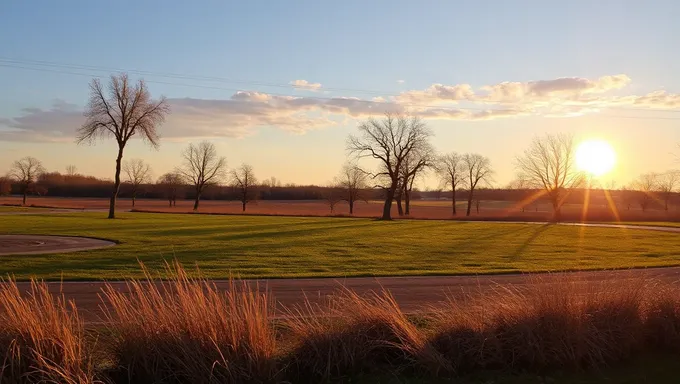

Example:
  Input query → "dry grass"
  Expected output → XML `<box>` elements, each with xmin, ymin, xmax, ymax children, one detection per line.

<box><xmin>101</xmin><ymin>263</ymin><xmax>275</xmax><ymax>384</ymax></box>
<box><xmin>0</xmin><ymin>280</ymin><xmax>98</xmax><ymax>384</ymax></box>
<box><xmin>2</xmin><ymin>265</ymin><xmax>680</xmax><ymax>382</ymax></box>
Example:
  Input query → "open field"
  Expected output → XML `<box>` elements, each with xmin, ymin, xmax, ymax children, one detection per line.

<box><xmin>3</xmin><ymin>195</ymin><xmax>680</xmax><ymax>222</ymax></box>
<box><xmin>2</xmin><ymin>211</ymin><xmax>680</xmax><ymax>280</ymax></box>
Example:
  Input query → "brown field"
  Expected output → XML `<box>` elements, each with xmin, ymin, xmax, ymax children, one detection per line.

<box><xmin>2</xmin><ymin>195</ymin><xmax>680</xmax><ymax>222</ymax></box>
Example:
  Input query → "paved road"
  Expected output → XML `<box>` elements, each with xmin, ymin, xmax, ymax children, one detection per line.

<box><xmin>12</xmin><ymin>266</ymin><xmax>680</xmax><ymax>323</ymax></box>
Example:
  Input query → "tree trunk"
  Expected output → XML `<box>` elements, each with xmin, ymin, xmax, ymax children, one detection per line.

<box><xmin>193</xmin><ymin>186</ymin><xmax>201</xmax><ymax>211</ymax></box>
<box><xmin>451</xmin><ymin>187</ymin><xmax>457</xmax><ymax>215</ymax></box>
<box><xmin>404</xmin><ymin>188</ymin><xmax>411</xmax><ymax>216</ymax></box>
<box><xmin>168</xmin><ymin>199</ymin><xmax>172</xmax><ymax>207</ymax></box>
<box><xmin>132</xmin><ymin>194</ymin><xmax>136</xmax><ymax>208</ymax></box>
<box><xmin>108</xmin><ymin>147</ymin><xmax>124</xmax><ymax>219</ymax></box>
<box><xmin>349</xmin><ymin>199</ymin><xmax>354</xmax><ymax>215</ymax></box>
<box><xmin>552</xmin><ymin>199</ymin><xmax>561</xmax><ymax>221</ymax></box>
<box><xmin>466</xmin><ymin>188</ymin><xmax>473</xmax><ymax>216</ymax></box>
<box><xmin>476</xmin><ymin>200</ymin><xmax>480</xmax><ymax>214</ymax></box>
<box><xmin>381</xmin><ymin>187</ymin><xmax>395</xmax><ymax>220</ymax></box>
<box><xmin>396</xmin><ymin>196</ymin><xmax>404</xmax><ymax>216</ymax></box>
<box><xmin>22</xmin><ymin>190</ymin><xmax>27</xmax><ymax>206</ymax></box>
<box><xmin>242</xmin><ymin>200</ymin><xmax>246</xmax><ymax>212</ymax></box>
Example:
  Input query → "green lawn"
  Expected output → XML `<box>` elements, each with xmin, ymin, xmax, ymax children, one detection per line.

<box><xmin>1</xmin><ymin>212</ymin><xmax>680</xmax><ymax>280</ymax></box>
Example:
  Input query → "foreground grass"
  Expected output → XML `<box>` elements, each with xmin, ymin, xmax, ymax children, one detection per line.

<box><xmin>1</xmin><ymin>212</ymin><xmax>680</xmax><ymax>280</ymax></box>
<box><xmin>2</xmin><ymin>264</ymin><xmax>680</xmax><ymax>383</ymax></box>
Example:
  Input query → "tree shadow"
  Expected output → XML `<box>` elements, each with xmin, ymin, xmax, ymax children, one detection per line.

<box><xmin>511</xmin><ymin>224</ymin><xmax>553</xmax><ymax>259</ymax></box>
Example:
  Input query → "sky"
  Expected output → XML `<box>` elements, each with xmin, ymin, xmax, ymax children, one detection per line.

<box><xmin>1</xmin><ymin>0</ymin><xmax>679</xmax><ymax>189</ymax></box>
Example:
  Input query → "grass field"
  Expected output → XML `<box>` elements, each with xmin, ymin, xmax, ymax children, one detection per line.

<box><xmin>2</xmin><ymin>212</ymin><xmax>680</xmax><ymax>280</ymax></box>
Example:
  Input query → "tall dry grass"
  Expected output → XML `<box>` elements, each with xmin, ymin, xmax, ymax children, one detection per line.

<box><xmin>101</xmin><ymin>263</ymin><xmax>275</xmax><ymax>384</ymax></box>
<box><xmin>2</xmin><ymin>265</ymin><xmax>680</xmax><ymax>382</ymax></box>
<box><xmin>0</xmin><ymin>280</ymin><xmax>98</xmax><ymax>384</ymax></box>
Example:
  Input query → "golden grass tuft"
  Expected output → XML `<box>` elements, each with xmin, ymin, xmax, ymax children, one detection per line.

<box><xmin>0</xmin><ymin>279</ymin><xmax>98</xmax><ymax>383</ymax></box>
<box><xmin>101</xmin><ymin>262</ymin><xmax>276</xmax><ymax>384</ymax></box>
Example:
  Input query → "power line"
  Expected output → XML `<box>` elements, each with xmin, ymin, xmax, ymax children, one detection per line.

<box><xmin>1</xmin><ymin>58</ymin><xmax>680</xmax><ymax>120</ymax></box>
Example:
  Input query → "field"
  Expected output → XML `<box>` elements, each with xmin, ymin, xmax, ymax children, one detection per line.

<box><xmin>2</xmin><ymin>211</ymin><xmax>680</xmax><ymax>280</ymax></box>
<box><xmin>3</xmin><ymin>195</ymin><xmax>680</xmax><ymax>222</ymax></box>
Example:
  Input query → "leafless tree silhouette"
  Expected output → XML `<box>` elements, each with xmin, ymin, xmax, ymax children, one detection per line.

<box><xmin>158</xmin><ymin>172</ymin><xmax>184</xmax><ymax>207</ymax></box>
<box><xmin>123</xmin><ymin>159</ymin><xmax>152</xmax><ymax>208</ymax></box>
<box><xmin>65</xmin><ymin>165</ymin><xmax>78</xmax><ymax>176</ymax></box>
<box><xmin>9</xmin><ymin>157</ymin><xmax>45</xmax><ymax>205</ymax></box>
<box><xmin>76</xmin><ymin>73</ymin><xmax>169</xmax><ymax>219</ymax></box>
<box><xmin>0</xmin><ymin>177</ymin><xmax>10</xmax><ymax>196</ymax></box>
<box><xmin>435</xmin><ymin>152</ymin><xmax>464</xmax><ymax>215</ymax></box>
<box><xmin>178</xmin><ymin>141</ymin><xmax>227</xmax><ymax>211</ymax></box>
<box><xmin>399</xmin><ymin>148</ymin><xmax>434</xmax><ymax>216</ymax></box>
<box><xmin>462</xmin><ymin>153</ymin><xmax>493</xmax><ymax>216</ymax></box>
<box><xmin>657</xmin><ymin>170</ymin><xmax>679</xmax><ymax>211</ymax></box>
<box><xmin>347</xmin><ymin>113</ymin><xmax>432</xmax><ymax>220</ymax></box>
<box><xmin>323</xmin><ymin>184</ymin><xmax>343</xmax><ymax>214</ymax></box>
<box><xmin>515</xmin><ymin>133</ymin><xmax>584</xmax><ymax>220</ymax></box>
<box><xmin>632</xmin><ymin>173</ymin><xmax>658</xmax><ymax>211</ymax></box>
<box><xmin>336</xmin><ymin>162</ymin><xmax>368</xmax><ymax>215</ymax></box>
<box><xmin>231</xmin><ymin>164</ymin><xmax>258</xmax><ymax>212</ymax></box>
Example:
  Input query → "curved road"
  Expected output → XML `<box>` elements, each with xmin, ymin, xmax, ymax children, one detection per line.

<box><xmin>3</xmin><ymin>213</ymin><xmax>679</xmax><ymax>323</ymax></box>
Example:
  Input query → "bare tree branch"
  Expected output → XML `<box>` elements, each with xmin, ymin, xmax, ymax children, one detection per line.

<box><xmin>9</xmin><ymin>156</ymin><xmax>45</xmax><ymax>205</ymax></box>
<box><xmin>177</xmin><ymin>141</ymin><xmax>227</xmax><ymax>211</ymax></box>
<box><xmin>231</xmin><ymin>163</ymin><xmax>258</xmax><ymax>212</ymax></box>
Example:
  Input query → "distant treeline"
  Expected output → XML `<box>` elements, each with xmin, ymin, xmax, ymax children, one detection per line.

<box><xmin>1</xmin><ymin>171</ymin><xmax>677</xmax><ymax>211</ymax></box>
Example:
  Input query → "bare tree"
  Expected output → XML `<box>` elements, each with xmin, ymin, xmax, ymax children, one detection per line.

<box><xmin>347</xmin><ymin>113</ymin><xmax>432</xmax><ymax>220</ymax></box>
<box><xmin>657</xmin><ymin>170</ymin><xmax>679</xmax><ymax>211</ymax></box>
<box><xmin>632</xmin><ymin>173</ymin><xmax>658</xmax><ymax>211</ymax></box>
<box><xmin>178</xmin><ymin>141</ymin><xmax>227</xmax><ymax>211</ymax></box>
<box><xmin>399</xmin><ymin>149</ymin><xmax>434</xmax><ymax>216</ymax></box>
<box><xmin>462</xmin><ymin>153</ymin><xmax>493</xmax><ymax>216</ymax></box>
<box><xmin>435</xmin><ymin>152</ymin><xmax>464</xmax><ymax>216</ymax></box>
<box><xmin>323</xmin><ymin>184</ymin><xmax>343</xmax><ymax>214</ymax></box>
<box><xmin>9</xmin><ymin>157</ymin><xmax>45</xmax><ymax>205</ymax></box>
<box><xmin>515</xmin><ymin>133</ymin><xmax>584</xmax><ymax>220</ymax></box>
<box><xmin>158</xmin><ymin>172</ymin><xmax>184</xmax><ymax>207</ymax></box>
<box><xmin>336</xmin><ymin>162</ymin><xmax>368</xmax><ymax>215</ymax></box>
<box><xmin>77</xmin><ymin>73</ymin><xmax>169</xmax><ymax>219</ymax></box>
<box><xmin>122</xmin><ymin>159</ymin><xmax>152</xmax><ymax>207</ymax></box>
<box><xmin>231</xmin><ymin>163</ymin><xmax>258</xmax><ymax>212</ymax></box>
<box><xmin>65</xmin><ymin>165</ymin><xmax>78</xmax><ymax>176</ymax></box>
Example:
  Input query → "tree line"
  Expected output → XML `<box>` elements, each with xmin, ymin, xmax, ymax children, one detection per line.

<box><xmin>2</xmin><ymin>73</ymin><xmax>678</xmax><ymax>220</ymax></box>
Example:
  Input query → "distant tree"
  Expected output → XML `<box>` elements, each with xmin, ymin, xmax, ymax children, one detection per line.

<box><xmin>657</xmin><ymin>170</ymin><xmax>679</xmax><ymax>211</ymax></box>
<box><xmin>435</xmin><ymin>152</ymin><xmax>464</xmax><ymax>215</ymax></box>
<box><xmin>632</xmin><ymin>173</ymin><xmax>658</xmax><ymax>211</ymax></box>
<box><xmin>9</xmin><ymin>157</ymin><xmax>45</xmax><ymax>205</ymax></box>
<box><xmin>122</xmin><ymin>159</ymin><xmax>152</xmax><ymax>207</ymax></box>
<box><xmin>0</xmin><ymin>177</ymin><xmax>11</xmax><ymax>196</ymax></box>
<box><xmin>347</xmin><ymin>113</ymin><xmax>432</xmax><ymax>220</ymax></box>
<box><xmin>399</xmin><ymin>148</ymin><xmax>434</xmax><ymax>216</ymax></box>
<box><xmin>158</xmin><ymin>172</ymin><xmax>184</xmax><ymax>207</ymax></box>
<box><xmin>231</xmin><ymin>163</ymin><xmax>258</xmax><ymax>212</ymax></box>
<box><xmin>515</xmin><ymin>133</ymin><xmax>584</xmax><ymax>220</ymax></box>
<box><xmin>178</xmin><ymin>141</ymin><xmax>227</xmax><ymax>211</ymax></box>
<box><xmin>462</xmin><ymin>153</ymin><xmax>493</xmax><ymax>216</ymax></box>
<box><xmin>77</xmin><ymin>73</ymin><xmax>169</xmax><ymax>219</ymax></box>
<box><xmin>323</xmin><ymin>184</ymin><xmax>343</xmax><ymax>214</ymax></box>
<box><xmin>65</xmin><ymin>165</ymin><xmax>78</xmax><ymax>176</ymax></box>
<box><xmin>336</xmin><ymin>162</ymin><xmax>368</xmax><ymax>215</ymax></box>
<box><xmin>475</xmin><ymin>198</ymin><xmax>481</xmax><ymax>214</ymax></box>
<box><xmin>507</xmin><ymin>176</ymin><xmax>531</xmax><ymax>212</ymax></box>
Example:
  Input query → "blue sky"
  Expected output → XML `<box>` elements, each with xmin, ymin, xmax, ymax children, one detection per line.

<box><xmin>1</xmin><ymin>0</ymin><xmax>679</xmax><ymax>187</ymax></box>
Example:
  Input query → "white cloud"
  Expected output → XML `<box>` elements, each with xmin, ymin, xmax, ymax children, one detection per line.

<box><xmin>290</xmin><ymin>79</ymin><xmax>322</xmax><ymax>92</ymax></box>
<box><xmin>397</xmin><ymin>79</ymin><xmax>405</xmax><ymax>84</ymax></box>
<box><xmin>1</xmin><ymin>74</ymin><xmax>678</xmax><ymax>143</ymax></box>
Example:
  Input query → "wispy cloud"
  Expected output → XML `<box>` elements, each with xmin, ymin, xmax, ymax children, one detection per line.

<box><xmin>1</xmin><ymin>74</ymin><xmax>678</xmax><ymax>143</ymax></box>
<box><xmin>397</xmin><ymin>79</ymin><xmax>405</xmax><ymax>84</ymax></box>
<box><xmin>289</xmin><ymin>79</ymin><xmax>322</xmax><ymax>92</ymax></box>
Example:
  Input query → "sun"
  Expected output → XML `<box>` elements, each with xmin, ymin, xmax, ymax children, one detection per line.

<box><xmin>575</xmin><ymin>139</ymin><xmax>616</xmax><ymax>177</ymax></box>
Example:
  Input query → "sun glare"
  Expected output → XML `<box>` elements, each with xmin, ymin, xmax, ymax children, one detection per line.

<box><xmin>575</xmin><ymin>139</ymin><xmax>616</xmax><ymax>177</ymax></box>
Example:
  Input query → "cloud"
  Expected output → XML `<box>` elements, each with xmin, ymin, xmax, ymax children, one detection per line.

<box><xmin>289</xmin><ymin>79</ymin><xmax>322</xmax><ymax>91</ymax></box>
<box><xmin>1</xmin><ymin>74</ymin><xmax>678</xmax><ymax>143</ymax></box>
<box><xmin>397</xmin><ymin>80</ymin><xmax>405</xmax><ymax>84</ymax></box>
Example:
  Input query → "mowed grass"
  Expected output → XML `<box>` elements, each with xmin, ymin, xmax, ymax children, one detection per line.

<box><xmin>1</xmin><ymin>212</ymin><xmax>680</xmax><ymax>280</ymax></box>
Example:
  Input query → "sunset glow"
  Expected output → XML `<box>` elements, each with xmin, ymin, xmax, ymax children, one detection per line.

<box><xmin>576</xmin><ymin>140</ymin><xmax>617</xmax><ymax>177</ymax></box>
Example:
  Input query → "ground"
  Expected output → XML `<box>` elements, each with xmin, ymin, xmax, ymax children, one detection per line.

<box><xmin>2</xmin><ymin>211</ymin><xmax>680</xmax><ymax>280</ymax></box>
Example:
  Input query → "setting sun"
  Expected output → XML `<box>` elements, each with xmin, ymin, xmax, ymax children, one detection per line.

<box><xmin>575</xmin><ymin>139</ymin><xmax>617</xmax><ymax>177</ymax></box>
